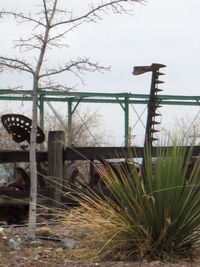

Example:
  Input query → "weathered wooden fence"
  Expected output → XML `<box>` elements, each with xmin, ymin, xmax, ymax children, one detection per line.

<box><xmin>0</xmin><ymin>131</ymin><xmax>200</xmax><ymax>208</ymax></box>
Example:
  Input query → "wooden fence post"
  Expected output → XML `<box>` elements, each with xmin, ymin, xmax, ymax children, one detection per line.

<box><xmin>48</xmin><ymin>131</ymin><xmax>65</xmax><ymax>210</ymax></box>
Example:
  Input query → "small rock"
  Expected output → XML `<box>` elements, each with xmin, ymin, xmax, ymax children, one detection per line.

<box><xmin>55</xmin><ymin>247</ymin><xmax>63</xmax><ymax>253</ymax></box>
<box><xmin>16</xmin><ymin>237</ymin><xmax>22</xmax><ymax>244</ymax></box>
<box><xmin>36</xmin><ymin>250</ymin><xmax>43</xmax><ymax>256</ymax></box>
<box><xmin>42</xmin><ymin>248</ymin><xmax>53</xmax><ymax>254</ymax></box>
<box><xmin>78</xmin><ymin>231</ymin><xmax>87</xmax><ymax>237</ymax></box>
<box><xmin>34</xmin><ymin>255</ymin><xmax>40</xmax><ymax>261</ymax></box>
<box><xmin>9</xmin><ymin>250</ymin><xmax>18</xmax><ymax>255</ymax></box>
<box><xmin>29</xmin><ymin>240</ymin><xmax>43</xmax><ymax>247</ymax></box>
<box><xmin>37</xmin><ymin>246</ymin><xmax>43</xmax><ymax>250</ymax></box>
<box><xmin>60</xmin><ymin>237</ymin><xmax>77</xmax><ymax>250</ymax></box>
<box><xmin>36</xmin><ymin>227</ymin><xmax>52</xmax><ymax>237</ymax></box>
<box><xmin>149</xmin><ymin>261</ymin><xmax>162</xmax><ymax>266</ymax></box>
<box><xmin>8</xmin><ymin>239</ymin><xmax>20</xmax><ymax>250</ymax></box>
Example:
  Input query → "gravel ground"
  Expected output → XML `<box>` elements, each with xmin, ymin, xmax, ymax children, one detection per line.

<box><xmin>0</xmin><ymin>223</ymin><xmax>199</xmax><ymax>267</ymax></box>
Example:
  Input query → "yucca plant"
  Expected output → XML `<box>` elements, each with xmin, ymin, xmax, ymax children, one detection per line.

<box><xmin>62</xmin><ymin>143</ymin><xmax>200</xmax><ymax>262</ymax></box>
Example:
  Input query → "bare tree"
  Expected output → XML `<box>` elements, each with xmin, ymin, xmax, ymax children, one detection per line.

<box><xmin>45</xmin><ymin>109</ymin><xmax>110</xmax><ymax>147</ymax></box>
<box><xmin>162</xmin><ymin>116</ymin><xmax>200</xmax><ymax>146</ymax></box>
<box><xmin>0</xmin><ymin>0</ymin><xmax>144</xmax><ymax>239</ymax></box>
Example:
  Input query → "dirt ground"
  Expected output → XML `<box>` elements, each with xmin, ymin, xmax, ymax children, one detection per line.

<box><xmin>0</xmin><ymin>222</ymin><xmax>200</xmax><ymax>267</ymax></box>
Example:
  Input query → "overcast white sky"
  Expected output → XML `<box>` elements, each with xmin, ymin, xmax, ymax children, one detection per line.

<box><xmin>0</xmin><ymin>0</ymin><xmax>200</xmax><ymax>146</ymax></box>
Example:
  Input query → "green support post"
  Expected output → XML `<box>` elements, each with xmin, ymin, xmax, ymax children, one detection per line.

<box><xmin>68</xmin><ymin>100</ymin><xmax>72</xmax><ymax>146</ymax></box>
<box><xmin>124</xmin><ymin>96</ymin><xmax>129</xmax><ymax>147</ymax></box>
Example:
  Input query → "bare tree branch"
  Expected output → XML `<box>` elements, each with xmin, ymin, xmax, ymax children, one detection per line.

<box><xmin>39</xmin><ymin>83</ymin><xmax>74</xmax><ymax>91</ymax></box>
<box><xmin>1</xmin><ymin>0</ymin><xmax>143</xmax><ymax>53</ymax></box>
<box><xmin>51</xmin><ymin>0</ymin><xmax>143</xmax><ymax>28</ymax></box>
<box><xmin>40</xmin><ymin>57</ymin><xmax>110</xmax><ymax>79</ymax></box>
<box><xmin>14</xmin><ymin>35</ymin><xmax>43</xmax><ymax>51</ymax></box>
<box><xmin>47</xmin><ymin>22</ymin><xmax>83</xmax><ymax>47</ymax></box>
<box><xmin>0</xmin><ymin>56</ymin><xmax>34</xmax><ymax>74</ymax></box>
<box><xmin>1</xmin><ymin>10</ymin><xmax>46</xmax><ymax>28</ymax></box>
<box><xmin>43</xmin><ymin>0</ymin><xmax>49</xmax><ymax>25</ymax></box>
<box><xmin>0</xmin><ymin>86</ymin><xmax>23</xmax><ymax>91</ymax></box>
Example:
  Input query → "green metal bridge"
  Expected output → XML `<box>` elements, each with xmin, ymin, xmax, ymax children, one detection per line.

<box><xmin>0</xmin><ymin>89</ymin><xmax>200</xmax><ymax>146</ymax></box>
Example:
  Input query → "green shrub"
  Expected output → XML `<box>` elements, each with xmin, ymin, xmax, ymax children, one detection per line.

<box><xmin>63</xmin><ymin>144</ymin><xmax>200</xmax><ymax>262</ymax></box>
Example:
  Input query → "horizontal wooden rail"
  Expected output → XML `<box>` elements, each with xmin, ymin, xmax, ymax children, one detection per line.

<box><xmin>64</xmin><ymin>146</ymin><xmax>200</xmax><ymax>160</ymax></box>
<box><xmin>0</xmin><ymin>189</ymin><xmax>50</xmax><ymax>206</ymax></box>
<box><xmin>0</xmin><ymin>146</ymin><xmax>200</xmax><ymax>162</ymax></box>
<box><xmin>0</xmin><ymin>151</ymin><xmax>47</xmax><ymax>163</ymax></box>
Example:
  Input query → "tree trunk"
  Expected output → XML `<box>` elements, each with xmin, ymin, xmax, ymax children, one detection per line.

<box><xmin>27</xmin><ymin>77</ymin><xmax>38</xmax><ymax>239</ymax></box>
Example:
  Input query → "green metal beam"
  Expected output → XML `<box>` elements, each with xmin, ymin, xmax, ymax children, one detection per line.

<box><xmin>1</xmin><ymin>96</ymin><xmax>200</xmax><ymax>106</ymax></box>
<box><xmin>0</xmin><ymin>90</ymin><xmax>200</xmax><ymax>106</ymax></box>
<box><xmin>1</xmin><ymin>89</ymin><xmax>200</xmax><ymax>147</ymax></box>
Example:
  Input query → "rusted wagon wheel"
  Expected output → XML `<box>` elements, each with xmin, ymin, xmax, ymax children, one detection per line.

<box><xmin>1</xmin><ymin>114</ymin><xmax>45</xmax><ymax>144</ymax></box>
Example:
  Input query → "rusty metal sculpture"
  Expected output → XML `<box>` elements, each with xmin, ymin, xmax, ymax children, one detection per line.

<box><xmin>0</xmin><ymin>114</ymin><xmax>45</xmax><ymax>224</ymax></box>
<box><xmin>133</xmin><ymin>63</ymin><xmax>166</xmax><ymax>148</ymax></box>
<box><xmin>133</xmin><ymin>63</ymin><xmax>166</xmax><ymax>181</ymax></box>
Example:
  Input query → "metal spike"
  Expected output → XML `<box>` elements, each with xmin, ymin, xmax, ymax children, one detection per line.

<box><xmin>154</xmin><ymin>88</ymin><xmax>163</xmax><ymax>92</ymax></box>
<box><xmin>151</xmin><ymin>105</ymin><xmax>162</xmax><ymax>110</ymax></box>
<box><xmin>150</xmin><ymin>121</ymin><xmax>161</xmax><ymax>125</ymax></box>
<box><xmin>154</xmin><ymin>80</ymin><xmax>165</xmax><ymax>84</ymax></box>
<box><xmin>156</xmin><ymin>105</ymin><xmax>162</xmax><ymax>109</ymax></box>
<box><xmin>150</xmin><ymin>129</ymin><xmax>160</xmax><ymax>133</ymax></box>
<box><xmin>150</xmin><ymin>112</ymin><xmax>161</xmax><ymax>117</ymax></box>
<box><xmin>156</xmin><ymin>72</ymin><xmax>165</xmax><ymax>76</ymax></box>
<box><xmin>151</xmin><ymin>137</ymin><xmax>159</xmax><ymax>142</ymax></box>
<box><xmin>155</xmin><ymin>74</ymin><xmax>165</xmax><ymax>79</ymax></box>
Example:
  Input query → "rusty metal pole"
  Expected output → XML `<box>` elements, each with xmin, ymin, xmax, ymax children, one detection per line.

<box><xmin>133</xmin><ymin>63</ymin><xmax>166</xmax><ymax>179</ymax></box>
<box><xmin>133</xmin><ymin>63</ymin><xmax>166</xmax><ymax>148</ymax></box>
<box><xmin>144</xmin><ymin>65</ymin><xmax>165</xmax><ymax>149</ymax></box>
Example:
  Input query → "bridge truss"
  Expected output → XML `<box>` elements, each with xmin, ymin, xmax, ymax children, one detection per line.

<box><xmin>0</xmin><ymin>89</ymin><xmax>200</xmax><ymax>146</ymax></box>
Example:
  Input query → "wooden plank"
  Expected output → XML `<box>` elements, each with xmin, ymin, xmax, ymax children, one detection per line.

<box><xmin>0</xmin><ymin>196</ymin><xmax>30</xmax><ymax>206</ymax></box>
<box><xmin>0</xmin><ymin>151</ymin><xmax>47</xmax><ymax>163</ymax></box>
<box><xmin>63</xmin><ymin>147</ymin><xmax>142</xmax><ymax>160</ymax></box>
<box><xmin>63</xmin><ymin>146</ymin><xmax>200</xmax><ymax>160</ymax></box>
<box><xmin>0</xmin><ymin>196</ymin><xmax>48</xmax><ymax>206</ymax></box>
<box><xmin>0</xmin><ymin>146</ymin><xmax>200</xmax><ymax>163</ymax></box>
<box><xmin>0</xmin><ymin>189</ymin><xmax>49</xmax><ymax>198</ymax></box>
<box><xmin>0</xmin><ymin>189</ymin><xmax>50</xmax><ymax>206</ymax></box>
<box><xmin>0</xmin><ymin>190</ymin><xmax>30</xmax><ymax>198</ymax></box>
<box><xmin>48</xmin><ymin>131</ymin><xmax>65</xmax><ymax>209</ymax></box>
